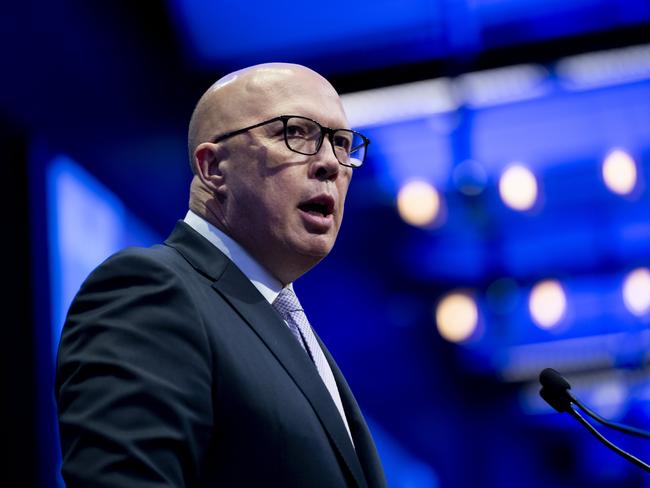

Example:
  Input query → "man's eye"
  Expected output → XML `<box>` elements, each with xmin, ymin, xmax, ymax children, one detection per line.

<box><xmin>334</xmin><ymin>135</ymin><xmax>352</xmax><ymax>151</ymax></box>
<box><xmin>286</xmin><ymin>125</ymin><xmax>308</xmax><ymax>138</ymax></box>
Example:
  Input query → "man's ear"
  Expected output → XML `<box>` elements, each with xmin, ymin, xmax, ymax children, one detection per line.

<box><xmin>193</xmin><ymin>142</ymin><xmax>226</xmax><ymax>194</ymax></box>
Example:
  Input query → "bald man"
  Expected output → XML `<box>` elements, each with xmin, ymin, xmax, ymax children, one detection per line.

<box><xmin>56</xmin><ymin>63</ymin><xmax>387</xmax><ymax>487</ymax></box>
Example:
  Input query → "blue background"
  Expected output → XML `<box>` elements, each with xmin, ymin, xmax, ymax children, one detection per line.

<box><xmin>3</xmin><ymin>0</ymin><xmax>650</xmax><ymax>486</ymax></box>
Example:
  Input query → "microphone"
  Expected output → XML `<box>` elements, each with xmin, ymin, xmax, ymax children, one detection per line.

<box><xmin>538</xmin><ymin>368</ymin><xmax>650</xmax><ymax>473</ymax></box>
<box><xmin>539</xmin><ymin>368</ymin><xmax>650</xmax><ymax>438</ymax></box>
<box><xmin>539</xmin><ymin>368</ymin><xmax>575</xmax><ymax>413</ymax></box>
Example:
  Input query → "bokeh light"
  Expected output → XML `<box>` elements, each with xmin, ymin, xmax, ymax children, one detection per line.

<box><xmin>602</xmin><ymin>149</ymin><xmax>637</xmax><ymax>195</ymax></box>
<box><xmin>591</xmin><ymin>379</ymin><xmax>627</xmax><ymax>419</ymax></box>
<box><xmin>623</xmin><ymin>267</ymin><xmax>650</xmax><ymax>316</ymax></box>
<box><xmin>452</xmin><ymin>159</ymin><xmax>488</xmax><ymax>196</ymax></box>
<box><xmin>397</xmin><ymin>180</ymin><xmax>441</xmax><ymax>227</ymax></box>
<box><xmin>435</xmin><ymin>291</ymin><xmax>479</xmax><ymax>343</ymax></box>
<box><xmin>529</xmin><ymin>279</ymin><xmax>567</xmax><ymax>329</ymax></box>
<box><xmin>498</xmin><ymin>164</ymin><xmax>538</xmax><ymax>211</ymax></box>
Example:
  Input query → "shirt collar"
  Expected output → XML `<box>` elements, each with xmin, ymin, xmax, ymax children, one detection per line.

<box><xmin>183</xmin><ymin>210</ymin><xmax>292</xmax><ymax>304</ymax></box>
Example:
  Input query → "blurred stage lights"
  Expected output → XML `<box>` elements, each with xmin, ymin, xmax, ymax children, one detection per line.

<box><xmin>529</xmin><ymin>279</ymin><xmax>566</xmax><ymax>329</ymax></box>
<box><xmin>435</xmin><ymin>269</ymin><xmax>650</xmax><ymax>346</ymax></box>
<box><xmin>498</xmin><ymin>164</ymin><xmax>538</xmax><ymax>211</ymax></box>
<box><xmin>452</xmin><ymin>160</ymin><xmax>488</xmax><ymax>196</ymax></box>
<box><xmin>602</xmin><ymin>149</ymin><xmax>637</xmax><ymax>196</ymax></box>
<box><xmin>397</xmin><ymin>180</ymin><xmax>441</xmax><ymax>227</ymax></box>
<box><xmin>435</xmin><ymin>291</ymin><xmax>478</xmax><ymax>343</ymax></box>
<box><xmin>623</xmin><ymin>267</ymin><xmax>650</xmax><ymax>316</ymax></box>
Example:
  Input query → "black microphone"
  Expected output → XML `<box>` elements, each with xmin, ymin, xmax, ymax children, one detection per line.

<box><xmin>539</xmin><ymin>368</ymin><xmax>575</xmax><ymax>413</ymax></box>
<box><xmin>540</xmin><ymin>368</ymin><xmax>650</xmax><ymax>438</ymax></box>
<box><xmin>539</xmin><ymin>368</ymin><xmax>650</xmax><ymax>473</ymax></box>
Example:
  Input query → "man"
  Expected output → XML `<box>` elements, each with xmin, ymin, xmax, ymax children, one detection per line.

<box><xmin>56</xmin><ymin>63</ymin><xmax>387</xmax><ymax>487</ymax></box>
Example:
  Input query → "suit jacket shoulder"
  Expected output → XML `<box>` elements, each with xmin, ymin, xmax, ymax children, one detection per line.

<box><xmin>57</xmin><ymin>220</ymin><xmax>386</xmax><ymax>488</ymax></box>
<box><xmin>57</xmin><ymin>236</ymin><xmax>216</xmax><ymax>487</ymax></box>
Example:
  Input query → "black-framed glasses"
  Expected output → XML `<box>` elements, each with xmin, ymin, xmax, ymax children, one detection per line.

<box><xmin>212</xmin><ymin>115</ymin><xmax>369</xmax><ymax>168</ymax></box>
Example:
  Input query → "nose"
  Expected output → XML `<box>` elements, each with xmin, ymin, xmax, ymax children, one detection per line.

<box><xmin>309</xmin><ymin>136</ymin><xmax>340</xmax><ymax>181</ymax></box>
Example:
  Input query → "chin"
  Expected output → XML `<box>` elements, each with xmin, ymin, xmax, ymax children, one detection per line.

<box><xmin>293</xmin><ymin>237</ymin><xmax>335</xmax><ymax>260</ymax></box>
<box><xmin>298</xmin><ymin>244</ymin><xmax>332</xmax><ymax>260</ymax></box>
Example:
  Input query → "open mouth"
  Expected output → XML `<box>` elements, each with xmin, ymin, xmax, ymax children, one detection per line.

<box><xmin>298</xmin><ymin>195</ymin><xmax>335</xmax><ymax>217</ymax></box>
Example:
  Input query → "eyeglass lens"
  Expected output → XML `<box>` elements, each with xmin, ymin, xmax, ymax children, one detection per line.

<box><xmin>284</xmin><ymin>117</ymin><xmax>365</xmax><ymax>168</ymax></box>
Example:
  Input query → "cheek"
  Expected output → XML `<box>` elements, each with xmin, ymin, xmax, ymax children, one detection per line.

<box><xmin>256</xmin><ymin>182</ymin><xmax>297</xmax><ymax>229</ymax></box>
<box><xmin>338</xmin><ymin>176</ymin><xmax>352</xmax><ymax>204</ymax></box>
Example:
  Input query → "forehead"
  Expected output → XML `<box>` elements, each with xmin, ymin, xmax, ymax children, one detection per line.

<box><xmin>237</xmin><ymin>68</ymin><xmax>349</xmax><ymax>129</ymax></box>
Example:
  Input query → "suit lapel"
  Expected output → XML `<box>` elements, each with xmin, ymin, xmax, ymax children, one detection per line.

<box><xmin>212</xmin><ymin>264</ymin><xmax>367</xmax><ymax>488</ymax></box>
<box><xmin>164</xmin><ymin>221</ymin><xmax>367</xmax><ymax>488</ymax></box>
<box><xmin>317</xmin><ymin>336</ymin><xmax>388</xmax><ymax>488</ymax></box>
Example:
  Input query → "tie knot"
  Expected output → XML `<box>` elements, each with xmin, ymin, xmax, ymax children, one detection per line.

<box><xmin>273</xmin><ymin>287</ymin><xmax>303</xmax><ymax>318</ymax></box>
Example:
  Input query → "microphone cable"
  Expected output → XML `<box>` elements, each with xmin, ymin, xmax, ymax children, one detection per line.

<box><xmin>539</xmin><ymin>368</ymin><xmax>650</xmax><ymax>473</ymax></box>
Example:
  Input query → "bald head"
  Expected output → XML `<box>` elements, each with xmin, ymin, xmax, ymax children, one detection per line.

<box><xmin>187</xmin><ymin>63</ymin><xmax>343</xmax><ymax>173</ymax></box>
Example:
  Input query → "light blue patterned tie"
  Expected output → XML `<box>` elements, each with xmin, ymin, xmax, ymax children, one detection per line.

<box><xmin>273</xmin><ymin>287</ymin><xmax>353</xmax><ymax>444</ymax></box>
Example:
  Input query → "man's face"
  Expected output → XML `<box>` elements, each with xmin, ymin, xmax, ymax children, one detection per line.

<box><xmin>216</xmin><ymin>68</ymin><xmax>353</xmax><ymax>283</ymax></box>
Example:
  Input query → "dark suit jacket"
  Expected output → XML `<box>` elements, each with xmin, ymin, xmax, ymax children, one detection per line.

<box><xmin>56</xmin><ymin>221</ymin><xmax>387</xmax><ymax>487</ymax></box>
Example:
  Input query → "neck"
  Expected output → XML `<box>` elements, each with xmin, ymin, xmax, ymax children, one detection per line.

<box><xmin>188</xmin><ymin>202</ymin><xmax>317</xmax><ymax>287</ymax></box>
